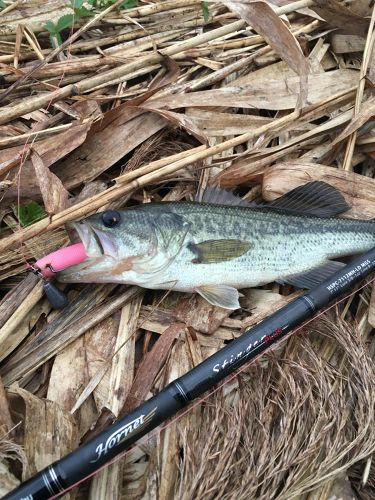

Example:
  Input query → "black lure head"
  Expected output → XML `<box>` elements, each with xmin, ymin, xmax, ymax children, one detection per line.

<box><xmin>42</xmin><ymin>281</ymin><xmax>69</xmax><ymax>309</ymax></box>
<box><xmin>28</xmin><ymin>264</ymin><xmax>69</xmax><ymax>309</ymax></box>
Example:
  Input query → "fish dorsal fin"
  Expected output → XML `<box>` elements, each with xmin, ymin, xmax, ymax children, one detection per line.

<box><xmin>196</xmin><ymin>186</ymin><xmax>253</xmax><ymax>207</ymax></box>
<box><xmin>264</xmin><ymin>181</ymin><xmax>350</xmax><ymax>217</ymax></box>
<box><xmin>197</xmin><ymin>182</ymin><xmax>350</xmax><ymax>217</ymax></box>
<box><xmin>277</xmin><ymin>260</ymin><xmax>346</xmax><ymax>289</ymax></box>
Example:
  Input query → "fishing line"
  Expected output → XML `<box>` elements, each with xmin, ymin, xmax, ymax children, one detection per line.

<box><xmin>44</xmin><ymin>274</ymin><xmax>375</xmax><ymax>499</ymax></box>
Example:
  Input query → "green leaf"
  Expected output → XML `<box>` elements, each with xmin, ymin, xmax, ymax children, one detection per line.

<box><xmin>55</xmin><ymin>31</ymin><xmax>63</xmax><ymax>46</ymax></box>
<box><xmin>71</xmin><ymin>0</ymin><xmax>84</xmax><ymax>8</ymax></box>
<box><xmin>75</xmin><ymin>5</ymin><xmax>94</xmax><ymax>17</ymax></box>
<box><xmin>44</xmin><ymin>20</ymin><xmax>58</xmax><ymax>35</ymax></box>
<box><xmin>202</xmin><ymin>1</ymin><xmax>209</xmax><ymax>22</ymax></box>
<box><xmin>0</xmin><ymin>0</ymin><xmax>7</xmax><ymax>10</ymax></box>
<box><xmin>56</xmin><ymin>14</ymin><xmax>75</xmax><ymax>32</ymax></box>
<box><xmin>17</xmin><ymin>202</ymin><xmax>47</xmax><ymax>227</ymax></box>
<box><xmin>121</xmin><ymin>0</ymin><xmax>137</xmax><ymax>9</ymax></box>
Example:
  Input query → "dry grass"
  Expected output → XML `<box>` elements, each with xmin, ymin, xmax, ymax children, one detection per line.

<box><xmin>177</xmin><ymin>314</ymin><xmax>375</xmax><ymax>500</ymax></box>
<box><xmin>1</xmin><ymin>0</ymin><xmax>375</xmax><ymax>498</ymax></box>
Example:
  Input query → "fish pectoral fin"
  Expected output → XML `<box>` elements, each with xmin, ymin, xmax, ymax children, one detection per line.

<box><xmin>277</xmin><ymin>260</ymin><xmax>346</xmax><ymax>289</ymax></box>
<box><xmin>263</xmin><ymin>181</ymin><xmax>350</xmax><ymax>217</ymax></box>
<box><xmin>189</xmin><ymin>239</ymin><xmax>251</xmax><ymax>263</ymax></box>
<box><xmin>195</xmin><ymin>284</ymin><xmax>241</xmax><ymax>309</ymax></box>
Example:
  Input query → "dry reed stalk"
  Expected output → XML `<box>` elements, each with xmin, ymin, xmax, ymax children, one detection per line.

<box><xmin>87</xmin><ymin>293</ymin><xmax>143</xmax><ymax>499</ymax></box>
<box><xmin>0</xmin><ymin>0</ymin><xmax>127</xmax><ymax>101</ymax></box>
<box><xmin>342</xmin><ymin>4</ymin><xmax>375</xmax><ymax>170</ymax></box>
<box><xmin>0</xmin><ymin>19</ymin><xmax>246</xmax><ymax>124</ymax></box>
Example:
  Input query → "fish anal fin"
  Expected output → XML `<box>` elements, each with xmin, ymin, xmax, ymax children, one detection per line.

<box><xmin>195</xmin><ymin>284</ymin><xmax>241</xmax><ymax>309</ymax></box>
<box><xmin>265</xmin><ymin>181</ymin><xmax>350</xmax><ymax>217</ymax></box>
<box><xmin>277</xmin><ymin>260</ymin><xmax>346</xmax><ymax>289</ymax></box>
<box><xmin>189</xmin><ymin>239</ymin><xmax>251</xmax><ymax>263</ymax></box>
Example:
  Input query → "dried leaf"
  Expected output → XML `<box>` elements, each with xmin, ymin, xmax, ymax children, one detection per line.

<box><xmin>332</xmin><ymin>97</ymin><xmax>375</xmax><ymax>145</ymax></box>
<box><xmin>186</xmin><ymin>109</ymin><xmax>272</xmax><ymax>136</ymax></box>
<box><xmin>0</xmin><ymin>376</ymin><xmax>12</xmax><ymax>433</ymax></box>
<box><xmin>175</xmin><ymin>294</ymin><xmax>232</xmax><ymax>334</ymax></box>
<box><xmin>158</xmin><ymin>340</ymin><xmax>191</xmax><ymax>499</ymax></box>
<box><xmin>311</xmin><ymin>0</ymin><xmax>370</xmax><ymax>36</ymax></box>
<box><xmin>217</xmin><ymin>108</ymin><xmax>353</xmax><ymax>187</ymax></box>
<box><xmin>105</xmin><ymin>294</ymin><xmax>143</xmax><ymax>417</ymax></box>
<box><xmin>54</xmin><ymin>112</ymin><xmax>168</xmax><ymax>189</ymax></box>
<box><xmin>121</xmin><ymin>322</ymin><xmax>185</xmax><ymax>414</ymax></box>
<box><xmin>223</xmin><ymin>0</ymin><xmax>310</xmax><ymax>106</ymax></box>
<box><xmin>368</xmin><ymin>51</ymin><xmax>375</xmax><ymax>86</ymax></box>
<box><xmin>8</xmin><ymin>387</ymin><xmax>78</xmax><ymax>479</ymax></box>
<box><xmin>331</xmin><ymin>34</ymin><xmax>366</xmax><ymax>54</ymax></box>
<box><xmin>0</xmin><ymin>273</ymin><xmax>39</xmax><ymax>330</ymax></box>
<box><xmin>2</xmin><ymin>122</ymin><xmax>91</xmax><ymax>203</ymax></box>
<box><xmin>144</xmin><ymin>108</ymin><xmax>208</xmax><ymax>143</ymax></box>
<box><xmin>30</xmin><ymin>150</ymin><xmax>69</xmax><ymax>214</ymax></box>
<box><xmin>47</xmin><ymin>336</ymin><xmax>97</xmax><ymax>436</ymax></box>
<box><xmin>1</xmin><ymin>122</ymin><xmax>91</xmax><ymax>166</ymax></box>
<box><xmin>146</xmin><ymin>70</ymin><xmax>357</xmax><ymax>111</ymax></box>
<box><xmin>149</xmin><ymin>53</ymin><xmax>181</xmax><ymax>90</ymax></box>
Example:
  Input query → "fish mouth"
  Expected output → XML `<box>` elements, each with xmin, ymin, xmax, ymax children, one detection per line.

<box><xmin>56</xmin><ymin>222</ymin><xmax>118</xmax><ymax>282</ymax></box>
<box><xmin>72</xmin><ymin>221</ymin><xmax>118</xmax><ymax>259</ymax></box>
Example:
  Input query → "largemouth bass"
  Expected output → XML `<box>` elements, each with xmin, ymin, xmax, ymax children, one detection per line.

<box><xmin>56</xmin><ymin>182</ymin><xmax>375</xmax><ymax>309</ymax></box>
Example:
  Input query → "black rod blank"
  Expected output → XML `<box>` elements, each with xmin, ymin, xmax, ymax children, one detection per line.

<box><xmin>5</xmin><ymin>248</ymin><xmax>375</xmax><ymax>500</ymax></box>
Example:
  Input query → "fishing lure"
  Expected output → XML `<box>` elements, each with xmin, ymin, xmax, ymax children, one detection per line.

<box><xmin>28</xmin><ymin>243</ymin><xmax>86</xmax><ymax>308</ymax></box>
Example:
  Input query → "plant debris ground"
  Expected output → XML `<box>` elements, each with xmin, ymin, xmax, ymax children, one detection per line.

<box><xmin>1</xmin><ymin>0</ymin><xmax>375</xmax><ymax>498</ymax></box>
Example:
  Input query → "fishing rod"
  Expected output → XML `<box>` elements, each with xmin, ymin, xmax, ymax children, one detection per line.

<box><xmin>5</xmin><ymin>247</ymin><xmax>375</xmax><ymax>500</ymax></box>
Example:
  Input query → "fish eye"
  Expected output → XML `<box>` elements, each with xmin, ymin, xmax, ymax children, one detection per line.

<box><xmin>102</xmin><ymin>210</ymin><xmax>121</xmax><ymax>228</ymax></box>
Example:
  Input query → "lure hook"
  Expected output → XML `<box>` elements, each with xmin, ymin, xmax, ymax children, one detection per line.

<box><xmin>27</xmin><ymin>262</ymin><xmax>69</xmax><ymax>309</ymax></box>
